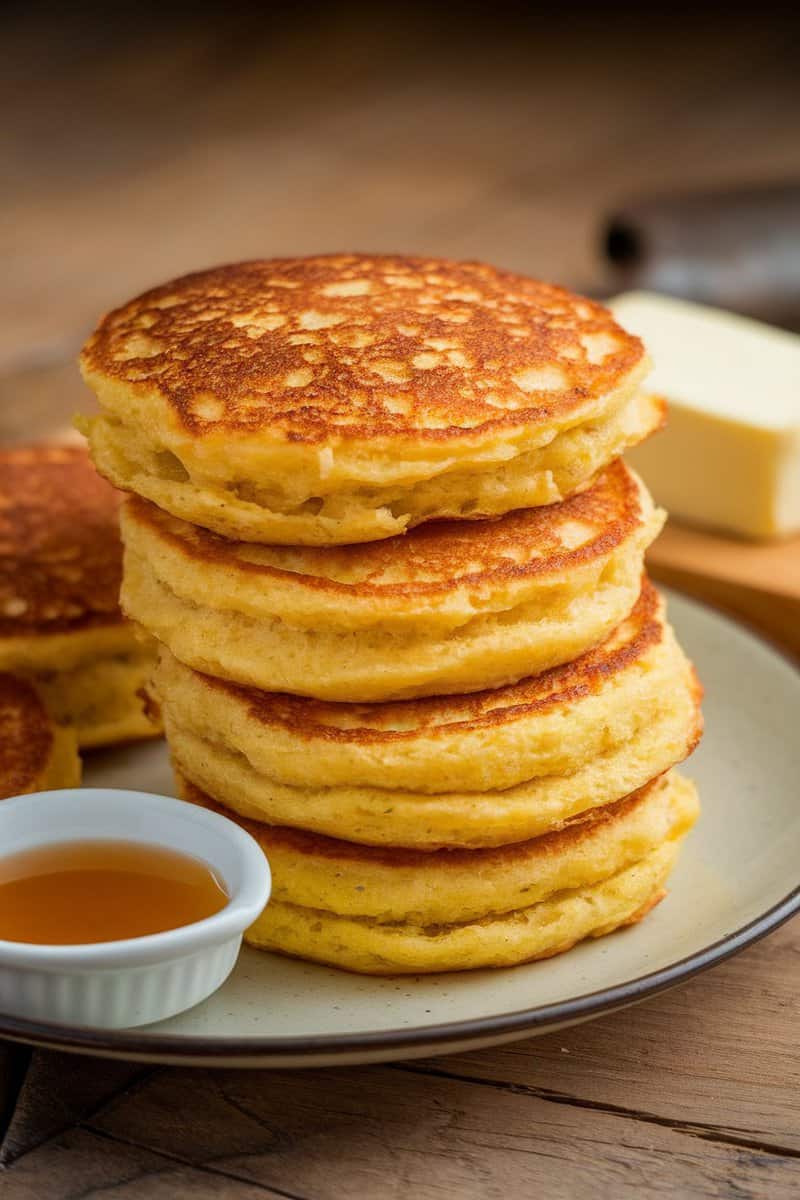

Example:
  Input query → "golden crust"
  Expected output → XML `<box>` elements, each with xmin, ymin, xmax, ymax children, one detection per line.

<box><xmin>124</xmin><ymin>459</ymin><xmax>648</xmax><ymax>602</ymax></box>
<box><xmin>186</xmin><ymin>576</ymin><xmax>663</xmax><ymax>743</ymax></box>
<box><xmin>0</xmin><ymin>445</ymin><xmax>125</xmax><ymax>636</ymax></box>
<box><xmin>120</xmin><ymin>461</ymin><xmax>664</xmax><ymax>700</ymax></box>
<box><xmin>166</xmin><ymin>688</ymin><xmax>701</xmax><ymax>848</ymax></box>
<box><xmin>183</xmin><ymin>773</ymin><xmax>673</xmax><ymax>873</ymax></box>
<box><xmin>179</xmin><ymin>772</ymin><xmax>699</xmax><ymax>945</ymax></box>
<box><xmin>248</xmin><ymin>844</ymin><xmax>680</xmax><ymax>974</ymax></box>
<box><xmin>80</xmin><ymin>255</ymin><xmax>647</xmax><ymax>443</ymax></box>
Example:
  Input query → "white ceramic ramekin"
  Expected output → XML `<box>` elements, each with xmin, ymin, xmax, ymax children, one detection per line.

<box><xmin>0</xmin><ymin>788</ymin><xmax>271</xmax><ymax>1029</ymax></box>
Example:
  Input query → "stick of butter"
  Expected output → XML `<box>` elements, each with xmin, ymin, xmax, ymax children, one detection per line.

<box><xmin>611</xmin><ymin>291</ymin><xmax>800</xmax><ymax>539</ymax></box>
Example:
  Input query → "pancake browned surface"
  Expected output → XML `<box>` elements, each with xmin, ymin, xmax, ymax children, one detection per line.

<box><xmin>0</xmin><ymin>445</ymin><xmax>123</xmax><ymax>639</ymax></box>
<box><xmin>80</xmin><ymin>255</ymin><xmax>658</xmax><ymax>544</ymax></box>
<box><xmin>122</xmin><ymin>460</ymin><xmax>664</xmax><ymax>699</ymax></box>
<box><xmin>0</xmin><ymin>445</ymin><xmax>161</xmax><ymax>747</ymax></box>
<box><xmin>180</xmin><ymin>771</ymin><xmax>699</xmax><ymax>974</ymax></box>
<box><xmin>0</xmin><ymin>673</ymin><xmax>80</xmax><ymax>797</ymax></box>
<box><xmin>159</xmin><ymin>579</ymin><xmax>703</xmax><ymax>847</ymax></box>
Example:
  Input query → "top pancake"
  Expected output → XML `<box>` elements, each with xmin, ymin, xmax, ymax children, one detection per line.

<box><xmin>0</xmin><ymin>446</ymin><xmax>125</xmax><ymax>638</ymax></box>
<box><xmin>80</xmin><ymin>255</ymin><xmax>656</xmax><ymax>544</ymax></box>
<box><xmin>82</xmin><ymin>255</ymin><xmax>646</xmax><ymax>440</ymax></box>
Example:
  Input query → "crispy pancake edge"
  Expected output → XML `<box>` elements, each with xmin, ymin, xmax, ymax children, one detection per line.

<box><xmin>182</xmin><ymin>773</ymin><xmax>666</xmax><ymax>869</ymax></box>
<box><xmin>80</xmin><ymin>254</ymin><xmax>648</xmax><ymax>444</ymax></box>
<box><xmin>124</xmin><ymin>459</ymin><xmax>649</xmax><ymax>600</ymax></box>
<box><xmin>181</xmin><ymin>576</ymin><xmax>663</xmax><ymax>742</ymax></box>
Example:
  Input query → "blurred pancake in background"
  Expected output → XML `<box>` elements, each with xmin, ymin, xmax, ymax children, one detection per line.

<box><xmin>121</xmin><ymin>460</ymin><xmax>664</xmax><ymax>700</ymax></box>
<box><xmin>80</xmin><ymin>255</ymin><xmax>659</xmax><ymax>546</ymax></box>
<box><xmin>158</xmin><ymin>580</ymin><xmax>702</xmax><ymax>848</ymax></box>
<box><xmin>0</xmin><ymin>445</ymin><xmax>161</xmax><ymax>747</ymax></box>
<box><xmin>0</xmin><ymin>673</ymin><xmax>80</xmax><ymax>797</ymax></box>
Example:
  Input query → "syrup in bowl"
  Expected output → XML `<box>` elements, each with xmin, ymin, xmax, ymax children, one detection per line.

<box><xmin>0</xmin><ymin>840</ymin><xmax>229</xmax><ymax>944</ymax></box>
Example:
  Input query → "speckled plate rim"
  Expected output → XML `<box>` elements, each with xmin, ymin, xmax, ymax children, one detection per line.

<box><xmin>0</xmin><ymin>592</ymin><xmax>798</xmax><ymax>1067</ymax></box>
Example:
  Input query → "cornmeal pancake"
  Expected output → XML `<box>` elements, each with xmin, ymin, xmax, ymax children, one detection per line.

<box><xmin>252</xmin><ymin>843</ymin><xmax>680</xmax><ymax>974</ymax></box>
<box><xmin>79</xmin><ymin>255</ymin><xmax>658</xmax><ymax>545</ymax></box>
<box><xmin>158</xmin><ymin>580</ymin><xmax>703</xmax><ymax>847</ymax></box>
<box><xmin>122</xmin><ymin>461</ymin><xmax>664</xmax><ymax>700</ymax></box>
<box><xmin>180</xmin><ymin>773</ymin><xmax>698</xmax><ymax>974</ymax></box>
<box><xmin>0</xmin><ymin>674</ymin><xmax>80</xmax><ymax>798</ymax></box>
<box><xmin>0</xmin><ymin>446</ymin><xmax>161</xmax><ymax>747</ymax></box>
<box><xmin>183</xmin><ymin>772</ymin><xmax>696</xmax><ymax>925</ymax></box>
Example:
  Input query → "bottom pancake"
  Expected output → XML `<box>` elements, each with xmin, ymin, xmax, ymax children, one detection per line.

<box><xmin>0</xmin><ymin>674</ymin><xmax>81</xmax><ymax>798</ymax></box>
<box><xmin>179</xmin><ymin>771</ymin><xmax>697</xmax><ymax>974</ymax></box>
<box><xmin>249</xmin><ymin>843</ymin><xmax>677</xmax><ymax>974</ymax></box>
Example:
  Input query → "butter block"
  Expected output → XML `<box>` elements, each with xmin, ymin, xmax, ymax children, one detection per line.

<box><xmin>611</xmin><ymin>291</ymin><xmax>800</xmax><ymax>539</ymax></box>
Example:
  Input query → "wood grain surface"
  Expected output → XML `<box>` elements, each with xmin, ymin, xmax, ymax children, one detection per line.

<box><xmin>1</xmin><ymin>4</ymin><xmax>799</xmax><ymax>1197</ymax></box>
<box><xmin>647</xmin><ymin>525</ymin><xmax>800</xmax><ymax>658</ymax></box>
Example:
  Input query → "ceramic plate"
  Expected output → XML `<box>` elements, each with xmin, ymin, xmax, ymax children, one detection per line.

<box><xmin>1</xmin><ymin>591</ymin><xmax>798</xmax><ymax>1067</ymax></box>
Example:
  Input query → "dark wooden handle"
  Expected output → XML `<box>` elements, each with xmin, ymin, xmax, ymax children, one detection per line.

<box><xmin>602</xmin><ymin>183</ymin><xmax>800</xmax><ymax>330</ymax></box>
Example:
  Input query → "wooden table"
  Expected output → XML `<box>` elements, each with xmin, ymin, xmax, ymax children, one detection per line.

<box><xmin>2</xmin><ymin>6</ymin><xmax>799</xmax><ymax>1196</ymax></box>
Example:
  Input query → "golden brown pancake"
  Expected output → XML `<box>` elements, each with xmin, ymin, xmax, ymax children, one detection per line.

<box><xmin>0</xmin><ymin>446</ymin><xmax>161</xmax><ymax>747</ymax></box>
<box><xmin>0</xmin><ymin>673</ymin><xmax>81</xmax><ymax>798</ymax></box>
<box><xmin>79</xmin><ymin>255</ymin><xmax>657</xmax><ymax>544</ymax></box>
<box><xmin>180</xmin><ymin>771</ymin><xmax>699</xmax><ymax>974</ymax></box>
<box><xmin>121</xmin><ymin>460</ymin><xmax>665</xmax><ymax>699</ymax></box>
<box><xmin>184</xmin><ymin>772</ymin><xmax>697</xmax><ymax>924</ymax></box>
<box><xmin>0</xmin><ymin>445</ymin><xmax>125</xmax><ymax>640</ymax></box>
<box><xmin>157</xmin><ymin>580</ymin><xmax>703</xmax><ymax>846</ymax></box>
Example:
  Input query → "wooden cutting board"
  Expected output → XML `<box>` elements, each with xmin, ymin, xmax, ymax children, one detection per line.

<box><xmin>648</xmin><ymin>522</ymin><xmax>800</xmax><ymax>660</ymax></box>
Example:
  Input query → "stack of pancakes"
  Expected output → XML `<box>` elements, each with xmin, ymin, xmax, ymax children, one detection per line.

<box><xmin>0</xmin><ymin>446</ymin><xmax>162</xmax><ymax>770</ymax></box>
<box><xmin>80</xmin><ymin>254</ymin><xmax>702</xmax><ymax>974</ymax></box>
